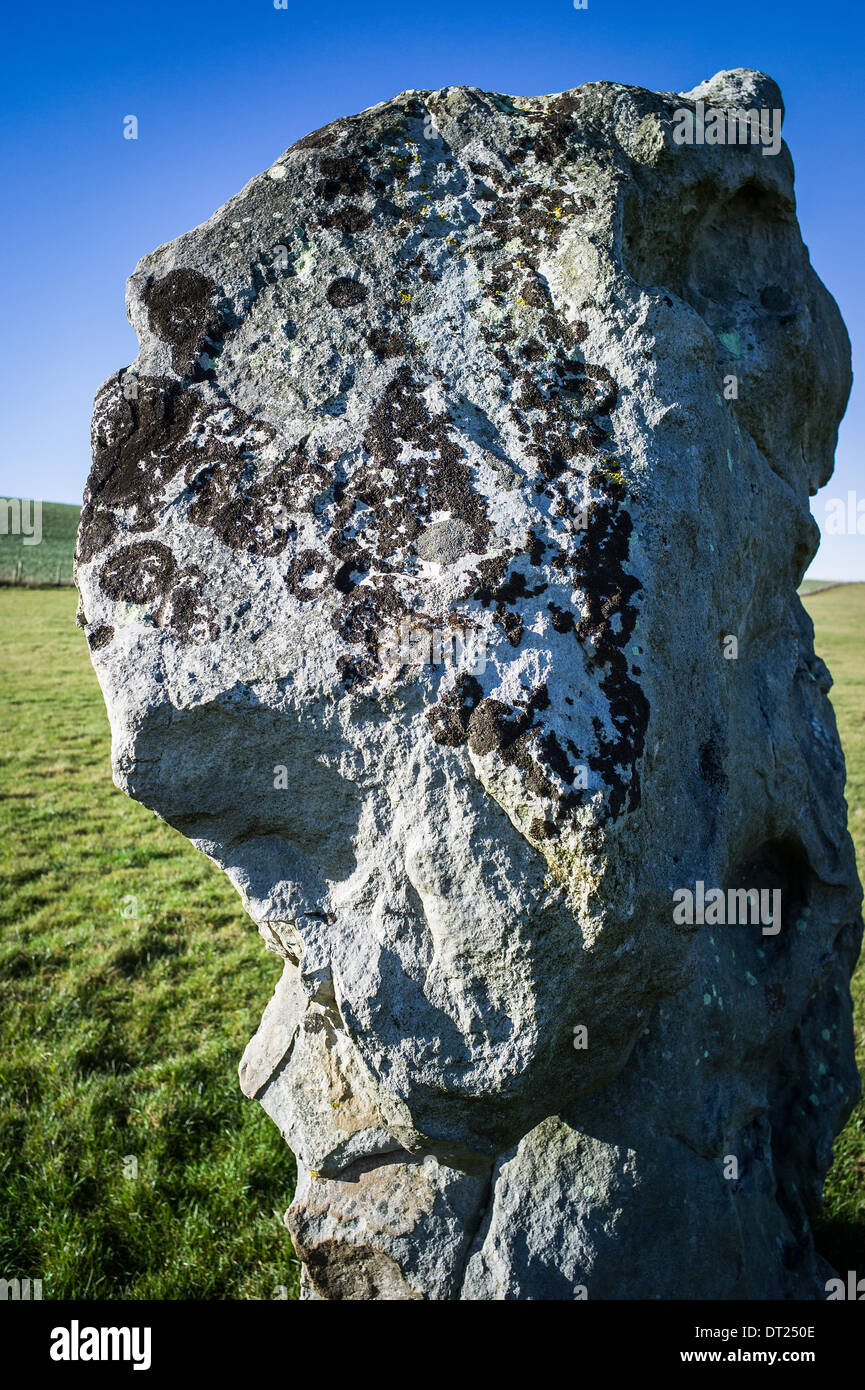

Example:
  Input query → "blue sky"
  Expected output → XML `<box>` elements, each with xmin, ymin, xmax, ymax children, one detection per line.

<box><xmin>1</xmin><ymin>0</ymin><xmax>862</xmax><ymax>576</ymax></box>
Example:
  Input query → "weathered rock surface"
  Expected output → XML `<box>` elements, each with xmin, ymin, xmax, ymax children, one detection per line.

<box><xmin>77</xmin><ymin>66</ymin><xmax>861</xmax><ymax>1299</ymax></box>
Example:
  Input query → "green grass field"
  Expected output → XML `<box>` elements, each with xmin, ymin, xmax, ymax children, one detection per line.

<box><xmin>0</xmin><ymin>501</ymin><xmax>79</xmax><ymax>586</ymax></box>
<box><xmin>0</xmin><ymin>583</ymin><xmax>862</xmax><ymax>1298</ymax></box>
<box><xmin>0</xmin><ymin>586</ymin><xmax>298</xmax><ymax>1299</ymax></box>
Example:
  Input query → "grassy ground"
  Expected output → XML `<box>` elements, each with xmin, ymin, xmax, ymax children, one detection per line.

<box><xmin>0</xmin><ymin>501</ymin><xmax>79</xmax><ymax>586</ymax></box>
<box><xmin>0</xmin><ymin>587</ymin><xmax>298</xmax><ymax>1299</ymax></box>
<box><xmin>0</xmin><ymin>583</ymin><xmax>862</xmax><ymax>1298</ymax></box>
<box><xmin>804</xmin><ymin>584</ymin><xmax>865</xmax><ymax>1271</ymax></box>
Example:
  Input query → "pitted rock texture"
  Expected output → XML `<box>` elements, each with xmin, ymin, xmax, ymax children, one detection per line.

<box><xmin>77</xmin><ymin>66</ymin><xmax>861</xmax><ymax>1300</ymax></box>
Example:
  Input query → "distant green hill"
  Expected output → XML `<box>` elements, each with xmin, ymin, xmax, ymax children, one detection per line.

<box><xmin>0</xmin><ymin>500</ymin><xmax>80</xmax><ymax>585</ymax></box>
<box><xmin>798</xmin><ymin>580</ymin><xmax>849</xmax><ymax>596</ymax></box>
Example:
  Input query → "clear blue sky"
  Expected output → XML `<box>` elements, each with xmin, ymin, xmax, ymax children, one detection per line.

<box><xmin>1</xmin><ymin>0</ymin><xmax>862</xmax><ymax>577</ymax></box>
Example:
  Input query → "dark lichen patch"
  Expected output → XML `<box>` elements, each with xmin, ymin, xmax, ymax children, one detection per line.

<box><xmin>314</xmin><ymin>156</ymin><xmax>368</xmax><ymax>200</ymax></box>
<box><xmin>547</xmin><ymin>601</ymin><xmax>575</xmax><ymax>634</ymax></box>
<box><xmin>367</xmin><ymin>329</ymin><xmax>408</xmax><ymax>360</ymax></box>
<box><xmin>184</xmin><ymin>431</ymin><xmax>311</xmax><ymax>559</ymax></box>
<box><xmin>98</xmin><ymin>540</ymin><xmax>175</xmax><ymax>607</ymax></box>
<box><xmin>291</xmin><ymin>121</ymin><xmax>342</xmax><ymax>152</ymax></box>
<box><xmin>98</xmin><ymin>540</ymin><xmax>217</xmax><ymax>645</ymax></box>
<box><xmin>333</xmin><ymin>557</ymin><xmax>366</xmax><ymax>594</ymax></box>
<box><xmin>568</xmin><ymin>499</ymin><xmax>649</xmax><ymax>819</ymax></box>
<box><xmin>529</xmin><ymin>817</ymin><xmax>557</xmax><ymax>841</ymax></box>
<box><xmin>85</xmin><ymin>374</ymin><xmax>192</xmax><ymax>532</ymax></box>
<box><xmin>468</xmin><ymin>697</ymin><xmax>527</xmax><ymax>756</ymax></box>
<box><xmin>142</xmin><ymin>268</ymin><xmax>230</xmax><ymax>378</ymax></box>
<box><xmin>419</xmin><ymin>396</ymin><xmax>646</xmax><ymax>827</ymax></box>
<box><xmin>355</xmin><ymin>365</ymin><xmax>489</xmax><ymax>557</ymax></box>
<box><xmin>468</xmin><ymin>554</ymin><xmax>548</xmax><ymax>652</ymax></box>
<box><xmin>333</xmin><ymin>575</ymin><xmax>412</xmax><ymax>692</ymax></box>
<box><xmin>286</xmin><ymin>550</ymin><xmax>332</xmax><ymax>602</ymax></box>
<box><xmin>319</xmin><ymin>204</ymin><xmax>372</xmax><ymax>235</ymax></box>
<box><xmin>81</xmin><ymin>372</ymin><xmax>306</xmax><ymax>563</ymax></box>
<box><xmin>76</xmin><ymin>499</ymin><xmax>119</xmax><ymax>566</ymax></box>
<box><xmin>461</xmin><ymin>683</ymin><xmax>561</xmax><ymax>801</ymax></box>
<box><xmin>494</xmin><ymin>609</ymin><xmax>524</xmax><ymax>647</ymax></box>
<box><xmin>426</xmin><ymin>673</ymin><xmax>484</xmax><ymax>747</ymax></box>
<box><xmin>321</xmin><ymin>367</ymin><xmax>495</xmax><ymax>686</ymax></box>
<box><xmin>87</xmin><ymin>625</ymin><xmax>114</xmax><ymax>651</ymax></box>
<box><xmin>472</xmin><ymin>561</ymin><xmax>547</xmax><ymax>608</ymax></box>
<box><xmin>521</xmin><ymin>338</ymin><xmax>546</xmax><ymax>363</ymax></box>
<box><xmin>326</xmin><ymin>277</ymin><xmax>369</xmax><ymax>308</ymax></box>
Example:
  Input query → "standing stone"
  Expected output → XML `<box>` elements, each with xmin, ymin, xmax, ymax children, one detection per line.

<box><xmin>77</xmin><ymin>67</ymin><xmax>861</xmax><ymax>1299</ymax></box>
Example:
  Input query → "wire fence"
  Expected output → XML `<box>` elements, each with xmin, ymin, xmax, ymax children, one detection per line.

<box><xmin>0</xmin><ymin>556</ymin><xmax>76</xmax><ymax>587</ymax></box>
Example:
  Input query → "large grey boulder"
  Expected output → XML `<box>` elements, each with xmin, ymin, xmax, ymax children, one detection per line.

<box><xmin>76</xmin><ymin>66</ymin><xmax>861</xmax><ymax>1299</ymax></box>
